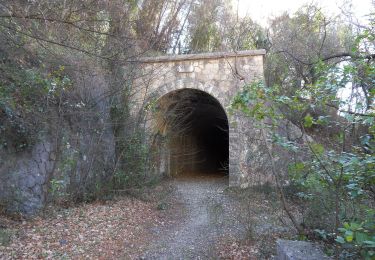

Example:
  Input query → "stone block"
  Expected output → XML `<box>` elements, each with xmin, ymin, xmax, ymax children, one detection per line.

<box><xmin>276</xmin><ymin>240</ymin><xmax>331</xmax><ymax>260</ymax></box>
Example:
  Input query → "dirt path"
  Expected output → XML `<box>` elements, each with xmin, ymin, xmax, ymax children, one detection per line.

<box><xmin>0</xmin><ymin>175</ymin><xmax>290</xmax><ymax>259</ymax></box>
<box><xmin>142</xmin><ymin>175</ymin><xmax>245</xmax><ymax>259</ymax></box>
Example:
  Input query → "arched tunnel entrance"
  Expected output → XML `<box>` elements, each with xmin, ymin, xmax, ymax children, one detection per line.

<box><xmin>153</xmin><ymin>88</ymin><xmax>229</xmax><ymax>177</ymax></box>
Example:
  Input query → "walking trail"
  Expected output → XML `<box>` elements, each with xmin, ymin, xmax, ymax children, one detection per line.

<box><xmin>142</xmin><ymin>174</ymin><xmax>246</xmax><ymax>259</ymax></box>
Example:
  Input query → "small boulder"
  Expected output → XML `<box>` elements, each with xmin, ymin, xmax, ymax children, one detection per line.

<box><xmin>276</xmin><ymin>239</ymin><xmax>331</xmax><ymax>260</ymax></box>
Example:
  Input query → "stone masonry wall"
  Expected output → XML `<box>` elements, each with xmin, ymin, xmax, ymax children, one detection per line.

<box><xmin>132</xmin><ymin>50</ymin><xmax>267</xmax><ymax>187</ymax></box>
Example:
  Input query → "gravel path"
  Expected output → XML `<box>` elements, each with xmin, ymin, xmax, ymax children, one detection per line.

<box><xmin>142</xmin><ymin>175</ymin><xmax>242</xmax><ymax>259</ymax></box>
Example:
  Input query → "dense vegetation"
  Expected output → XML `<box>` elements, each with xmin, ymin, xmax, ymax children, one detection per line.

<box><xmin>232</xmin><ymin>6</ymin><xmax>375</xmax><ymax>258</ymax></box>
<box><xmin>0</xmin><ymin>0</ymin><xmax>374</xmax><ymax>258</ymax></box>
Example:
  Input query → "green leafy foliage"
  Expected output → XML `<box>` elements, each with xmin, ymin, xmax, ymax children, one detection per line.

<box><xmin>231</xmin><ymin>16</ymin><xmax>375</xmax><ymax>257</ymax></box>
<box><xmin>336</xmin><ymin>216</ymin><xmax>375</xmax><ymax>260</ymax></box>
<box><xmin>0</xmin><ymin>62</ymin><xmax>72</xmax><ymax>151</ymax></box>
<box><xmin>303</xmin><ymin>114</ymin><xmax>314</xmax><ymax>128</ymax></box>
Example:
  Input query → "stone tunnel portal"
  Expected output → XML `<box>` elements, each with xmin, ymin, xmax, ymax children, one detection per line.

<box><xmin>154</xmin><ymin>88</ymin><xmax>229</xmax><ymax>177</ymax></box>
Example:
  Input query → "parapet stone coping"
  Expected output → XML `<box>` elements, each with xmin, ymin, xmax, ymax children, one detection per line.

<box><xmin>139</xmin><ymin>50</ymin><xmax>266</xmax><ymax>63</ymax></box>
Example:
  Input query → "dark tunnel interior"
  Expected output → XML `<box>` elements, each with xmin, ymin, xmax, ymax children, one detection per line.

<box><xmin>156</xmin><ymin>88</ymin><xmax>229</xmax><ymax>177</ymax></box>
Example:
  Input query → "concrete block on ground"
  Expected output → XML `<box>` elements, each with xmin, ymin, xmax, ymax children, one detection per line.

<box><xmin>276</xmin><ymin>239</ymin><xmax>331</xmax><ymax>260</ymax></box>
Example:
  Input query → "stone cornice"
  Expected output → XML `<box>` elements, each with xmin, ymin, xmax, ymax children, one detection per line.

<box><xmin>139</xmin><ymin>49</ymin><xmax>266</xmax><ymax>63</ymax></box>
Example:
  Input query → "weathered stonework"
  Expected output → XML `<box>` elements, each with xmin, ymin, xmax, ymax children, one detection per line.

<box><xmin>133</xmin><ymin>50</ymin><xmax>266</xmax><ymax>187</ymax></box>
<box><xmin>0</xmin><ymin>49</ymin><xmax>306</xmax><ymax>215</ymax></box>
<box><xmin>0</xmin><ymin>67</ymin><xmax>117</xmax><ymax>215</ymax></box>
<box><xmin>0</xmin><ymin>141</ymin><xmax>54</xmax><ymax>215</ymax></box>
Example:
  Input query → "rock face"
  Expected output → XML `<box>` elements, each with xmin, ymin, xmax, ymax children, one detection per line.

<box><xmin>276</xmin><ymin>239</ymin><xmax>331</xmax><ymax>260</ymax></box>
<box><xmin>0</xmin><ymin>121</ymin><xmax>116</xmax><ymax>216</ymax></box>
<box><xmin>0</xmin><ymin>66</ymin><xmax>116</xmax><ymax>216</ymax></box>
<box><xmin>0</xmin><ymin>141</ymin><xmax>54</xmax><ymax>215</ymax></box>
